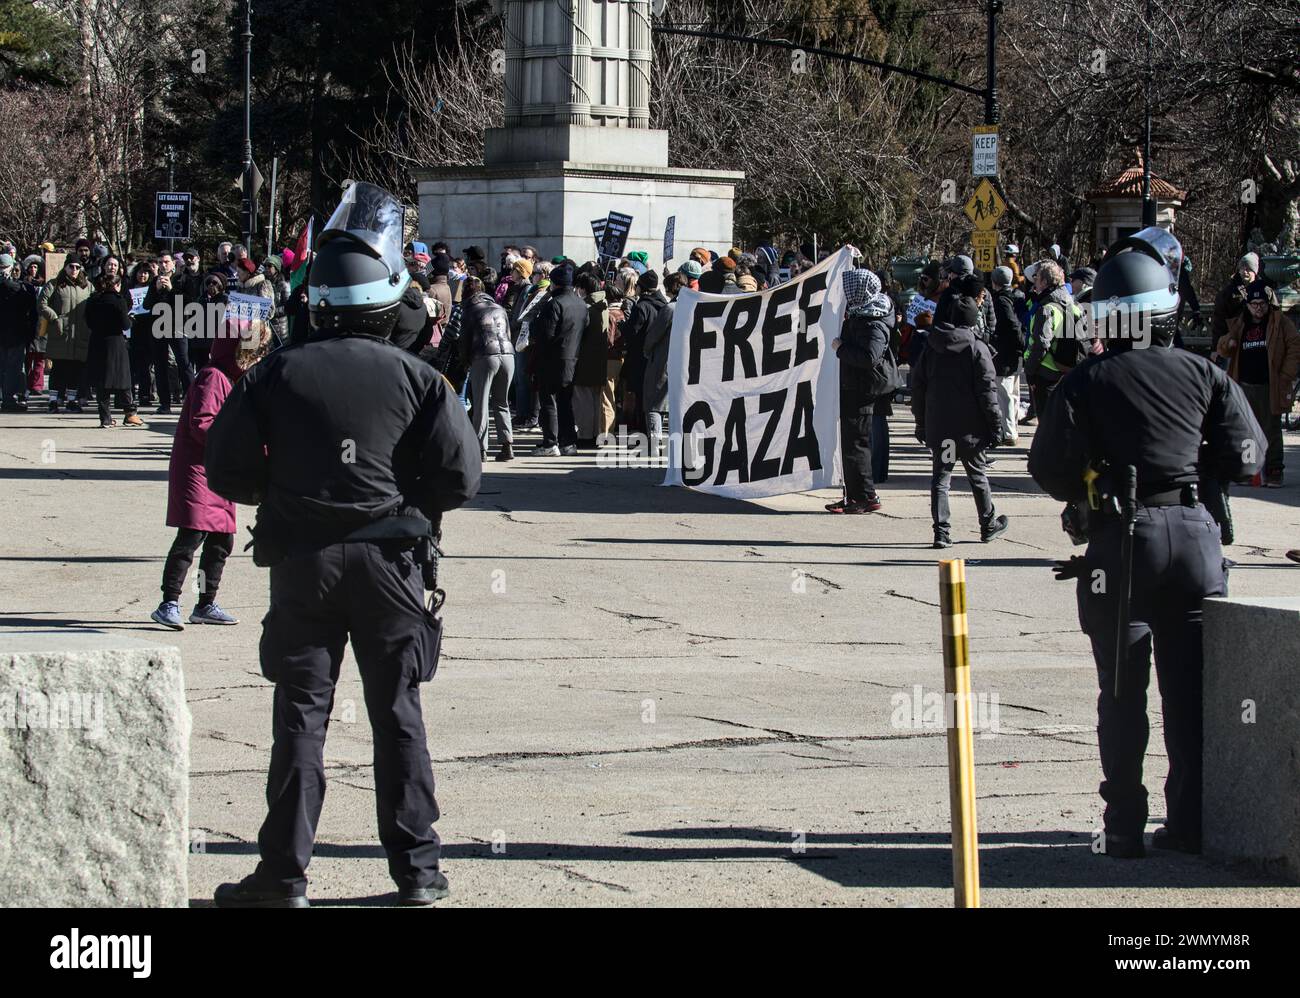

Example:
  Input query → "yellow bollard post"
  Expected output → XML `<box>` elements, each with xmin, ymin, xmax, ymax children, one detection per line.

<box><xmin>939</xmin><ymin>558</ymin><xmax>980</xmax><ymax>908</ymax></box>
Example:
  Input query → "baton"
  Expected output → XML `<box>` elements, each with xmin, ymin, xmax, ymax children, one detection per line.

<box><xmin>1114</xmin><ymin>465</ymin><xmax>1138</xmax><ymax>699</ymax></box>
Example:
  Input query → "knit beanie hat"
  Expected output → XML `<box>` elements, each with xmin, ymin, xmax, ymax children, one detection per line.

<box><xmin>952</xmin><ymin>296</ymin><xmax>981</xmax><ymax>327</ymax></box>
<box><xmin>1238</xmin><ymin>253</ymin><xmax>1261</xmax><ymax>273</ymax></box>
<box><xmin>992</xmin><ymin>266</ymin><xmax>1013</xmax><ymax>288</ymax></box>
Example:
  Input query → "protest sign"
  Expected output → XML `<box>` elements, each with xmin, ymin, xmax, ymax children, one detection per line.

<box><xmin>663</xmin><ymin>247</ymin><xmax>852</xmax><ymax>499</ymax></box>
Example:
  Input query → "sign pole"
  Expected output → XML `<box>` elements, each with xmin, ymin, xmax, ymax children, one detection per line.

<box><xmin>167</xmin><ymin>146</ymin><xmax>176</xmax><ymax>255</ymax></box>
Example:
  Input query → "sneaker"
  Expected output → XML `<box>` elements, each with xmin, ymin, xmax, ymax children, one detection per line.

<box><xmin>1151</xmin><ymin>825</ymin><xmax>1201</xmax><ymax>855</ymax></box>
<box><xmin>99</xmin><ymin>418</ymin><xmax>116</xmax><ymax>428</ymax></box>
<box><xmin>65</xmin><ymin>400</ymin><xmax>83</xmax><ymax>413</ymax></box>
<box><xmin>124</xmin><ymin>413</ymin><xmax>145</xmax><ymax>427</ymax></box>
<box><xmin>559</xmin><ymin>444</ymin><xmax>578</xmax><ymax>456</ymax></box>
<box><xmin>825</xmin><ymin>497</ymin><xmax>850</xmax><ymax>513</ymax></box>
<box><xmin>860</xmin><ymin>495</ymin><xmax>883</xmax><ymax>513</ymax></box>
<box><xmin>496</xmin><ymin>443</ymin><xmax>514</xmax><ymax>462</ymax></box>
<box><xmin>48</xmin><ymin>399</ymin><xmax>61</xmax><ymax>413</ymax></box>
<box><xmin>189</xmin><ymin>602</ymin><xmax>238</xmax><ymax>625</ymax></box>
<box><xmin>150</xmin><ymin>601</ymin><xmax>184</xmax><ymax>630</ymax></box>
<box><xmin>1265</xmin><ymin>472</ymin><xmax>1283</xmax><ymax>488</ymax></box>
<box><xmin>981</xmin><ymin>514</ymin><xmax>1010</xmax><ymax>542</ymax></box>
<box><xmin>155</xmin><ymin>405</ymin><xmax>172</xmax><ymax>415</ymax></box>
<box><xmin>395</xmin><ymin>871</ymin><xmax>451</xmax><ymax>906</ymax></box>
<box><xmin>932</xmin><ymin>535</ymin><xmax>953</xmax><ymax>550</ymax></box>
<box><xmin>215</xmin><ymin>874</ymin><xmax>309</xmax><ymax>909</ymax></box>
<box><xmin>531</xmin><ymin>444</ymin><xmax>560</xmax><ymax>456</ymax></box>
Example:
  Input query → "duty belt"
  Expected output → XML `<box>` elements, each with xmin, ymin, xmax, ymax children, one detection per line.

<box><xmin>1136</xmin><ymin>484</ymin><xmax>1199</xmax><ymax>508</ymax></box>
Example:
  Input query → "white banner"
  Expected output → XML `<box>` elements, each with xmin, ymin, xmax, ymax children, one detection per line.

<box><xmin>662</xmin><ymin>247</ymin><xmax>851</xmax><ymax>498</ymax></box>
<box><xmin>226</xmin><ymin>291</ymin><xmax>273</xmax><ymax>323</ymax></box>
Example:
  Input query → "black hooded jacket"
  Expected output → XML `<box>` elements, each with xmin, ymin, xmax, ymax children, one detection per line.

<box><xmin>205</xmin><ymin>329</ymin><xmax>481</xmax><ymax>549</ymax></box>
<box><xmin>910</xmin><ymin>321</ymin><xmax>1001</xmax><ymax>451</ymax></box>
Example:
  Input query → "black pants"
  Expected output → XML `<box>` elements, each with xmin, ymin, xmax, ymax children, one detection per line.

<box><xmin>840</xmin><ymin>387</ymin><xmax>876</xmax><ymax>501</ymax></box>
<box><xmin>1077</xmin><ymin>503</ymin><xmax>1224</xmax><ymax>841</ymax></box>
<box><xmin>541</xmin><ymin>383</ymin><xmax>576</xmax><ymax>449</ymax></box>
<box><xmin>97</xmin><ymin>384</ymin><xmax>137</xmax><ymax>423</ymax></box>
<box><xmin>930</xmin><ymin>444</ymin><xmax>995</xmax><ymax>538</ymax></box>
<box><xmin>130</xmin><ymin>335</ymin><xmax>153</xmax><ymax>402</ymax></box>
<box><xmin>255</xmin><ymin>541</ymin><xmax>443</xmax><ymax>893</ymax></box>
<box><xmin>161</xmin><ymin>527</ymin><xmax>234</xmax><ymax>603</ymax></box>
<box><xmin>153</xmin><ymin>335</ymin><xmax>194</xmax><ymax>407</ymax></box>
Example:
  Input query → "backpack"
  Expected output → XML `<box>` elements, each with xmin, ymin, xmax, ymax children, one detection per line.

<box><xmin>1047</xmin><ymin>301</ymin><xmax>1087</xmax><ymax>370</ymax></box>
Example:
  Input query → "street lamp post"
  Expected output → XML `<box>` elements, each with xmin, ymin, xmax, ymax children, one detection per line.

<box><xmin>1141</xmin><ymin>0</ymin><xmax>1157</xmax><ymax>227</ymax></box>
<box><xmin>241</xmin><ymin>0</ymin><xmax>255</xmax><ymax>249</ymax></box>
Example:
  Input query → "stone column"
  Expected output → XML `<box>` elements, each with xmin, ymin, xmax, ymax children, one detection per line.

<box><xmin>562</xmin><ymin>0</ymin><xmax>593</xmax><ymax>126</ymax></box>
<box><xmin>628</xmin><ymin>0</ymin><xmax>652</xmax><ymax>128</ymax></box>
<box><xmin>502</xmin><ymin>0</ymin><xmax>525</xmax><ymax>127</ymax></box>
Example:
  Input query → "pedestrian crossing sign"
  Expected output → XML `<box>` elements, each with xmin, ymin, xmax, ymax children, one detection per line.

<box><xmin>963</xmin><ymin>179</ymin><xmax>1005</xmax><ymax>231</ymax></box>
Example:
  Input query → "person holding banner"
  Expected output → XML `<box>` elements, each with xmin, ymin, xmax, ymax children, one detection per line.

<box><xmin>827</xmin><ymin>269</ymin><xmax>898</xmax><ymax>513</ymax></box>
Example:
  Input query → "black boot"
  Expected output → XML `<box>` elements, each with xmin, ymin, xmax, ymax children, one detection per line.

<box><xmin>214</xmin><ymin>873</ymin><xmax>309</xmax><ymax>908</ymax></box>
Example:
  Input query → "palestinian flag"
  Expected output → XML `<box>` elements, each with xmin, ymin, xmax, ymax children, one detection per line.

<box><xmin>288</xmin><ymin>217</ymin><xmax>313</xmax><ymax>292</ymax></box>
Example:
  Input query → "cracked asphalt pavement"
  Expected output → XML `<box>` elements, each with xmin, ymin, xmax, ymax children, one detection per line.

<box><xmin>3</xmin><ymin>407</ymin><xmax>1299</xmax><ymax>907</ymax></box>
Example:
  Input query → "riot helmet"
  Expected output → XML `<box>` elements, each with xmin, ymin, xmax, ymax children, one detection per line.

<box><xmin>1090</xmin><ymin>226</ymin><xmax>1182</xmax><ymax>349</ymax></box>
<box><xmin>309</xmin><ymin>182</ymin><xmax>411</xmax><ymax>334</ymax></box>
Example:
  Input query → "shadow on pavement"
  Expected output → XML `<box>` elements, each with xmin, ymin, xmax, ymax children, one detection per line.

<box><xmin>195</xmin><ymin>829</ymin><xmax>1289</xmax><ymax>890</ymax></box>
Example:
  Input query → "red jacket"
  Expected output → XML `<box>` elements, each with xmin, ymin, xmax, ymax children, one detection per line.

<box><xmin>165</xmin><ymin>331</ymin><xmax>241</xmax><ymax>533</ymax></box>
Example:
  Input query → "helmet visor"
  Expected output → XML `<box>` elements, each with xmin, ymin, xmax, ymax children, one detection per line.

<box><xmin>1121</xmin><ymin>226</ymin><xmax>1183</xmax><ymax>289</ymax></box>
<box><xmin>319</xmin><ymin>182</ymin><xmax>406</xmax><ymax>277</ymax></box>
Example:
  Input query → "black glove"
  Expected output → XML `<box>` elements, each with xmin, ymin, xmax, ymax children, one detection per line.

<box><xmin>1051</xmin><ymin>556</ymin><xmax>1088</xmax><ymax>581</ymax></box>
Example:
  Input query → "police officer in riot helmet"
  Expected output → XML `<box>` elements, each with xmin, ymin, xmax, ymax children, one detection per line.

<box><xmin>205</xmin><ymin>182</ymin><xmax>482</xmax><ymax>906</ymax></box>
<box><xmin>1028</xmin><ymin>227</ymin><xmax>1265</xmax><ymax>859</ymax></box>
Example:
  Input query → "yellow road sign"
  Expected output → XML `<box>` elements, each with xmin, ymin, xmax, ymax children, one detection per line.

<box><xmin>970</xmin><ymin>230</ymin><xmax>998</xmax><ymax>273</ymax></box>
<box><xmin>963</xmin><ymin>179</ymin><xmax>1006</xmax><ymax>231</ymax></box>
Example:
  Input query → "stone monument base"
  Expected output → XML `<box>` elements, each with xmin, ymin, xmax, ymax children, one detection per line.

<box><xmin>1202</xmin><ymin>596</ymin><xmax>1300</xmax><ymax>883</ymax></box>
<box><xmin>415</xmin><ymin>161</ymin><xmax>744</xmax><ymax>271</ymax></box>
<box><xmin>0</xmin><ymin>633</ymin><xmax>190</xmax><ymax>907</ymax></box>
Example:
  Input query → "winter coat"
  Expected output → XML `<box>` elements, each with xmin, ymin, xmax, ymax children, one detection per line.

<box><xmin>620</xmin><ymin>290</ymin><xmax>665</xmax><ymax>401</ymax></box>
<box><xmin>532</xmin><ymin>286</ymin><xmax>588</xmax><ymax>392</ymax></box>
<box><xmin>39</xmin><ymin>275</ymin><xmax>94</xmax><ymax>362</ymax></box>
<box><xmin>1024</xmin><ymin>285</ymin><xmax>1080</xmax><ymax>381</ymax></box>
<box><xmin>1211</xmin><ymin>273</ymin><xmax>1275</xmax><ymax>350</ymax></box>
<box><xmin>990</xmin><ymin>287</ymin><xmax>1024</xmax><ymax>376</ymax></box>
<box><xmin>189</xmin><ymin>293</ymin><xmax>228</xmax><ymax>369</ymax></box>
<box><xmin>642</xmin><ymin>296</ymin><xmax>677</xmax><ymax>414</ymax></box>
<box><xmin>836</xmin><ymin>311</ymin><xmax>898</xmax><ymax>398</ymax></box>
<box><xmin>1218</xmin><ymin>307</ymin><xmax>1300</xmax><ymax>415</ymax></box>
<box><xmin>167</xmin><ymin>329</ymin><xmax>241</xmax><ymax>533</ymax></box>
<box><xmin>910</xmin><ymin>321</ymin><xmax>1001</xmax><ymax>452</ymax></box>
<box><xmin>606</xmin><ymin>301</ymin><xmax>628</xmax><ymax>360</ymax></box>
<box><xmin>84</xmin><ymin>287</ymin><xmax>133</xmax><ymax>389</ymax></box>
<box><xmin>392</xmin><ymin>284</ymin><xmax>435</xmax><ymax>353</ymax></box>
<box><xmin>575</xmin><ymin>290</ymin><xmax>610</xmax><ymax>387</ymax></box>
<box><xmin>0</xmin><ymin>275</ymin><xmax>37</xmax><ymax>349</ymax></box>
<box><xmin>457</xmin><ymin>292</ymin><xmax>514</xmax><ymax>364</ymax></box>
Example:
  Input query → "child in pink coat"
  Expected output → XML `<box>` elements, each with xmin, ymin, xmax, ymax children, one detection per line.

<box><xmin>151</xmin><ymin>319</ymin><xmax>271</xmax><ymax>629</ymax></box>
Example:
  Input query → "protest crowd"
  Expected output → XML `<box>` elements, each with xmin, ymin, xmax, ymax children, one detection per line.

<box><xmin>2</xmin><ymin>226</ymin><xmax>1298</xmax><ymax>563</ymax></box>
